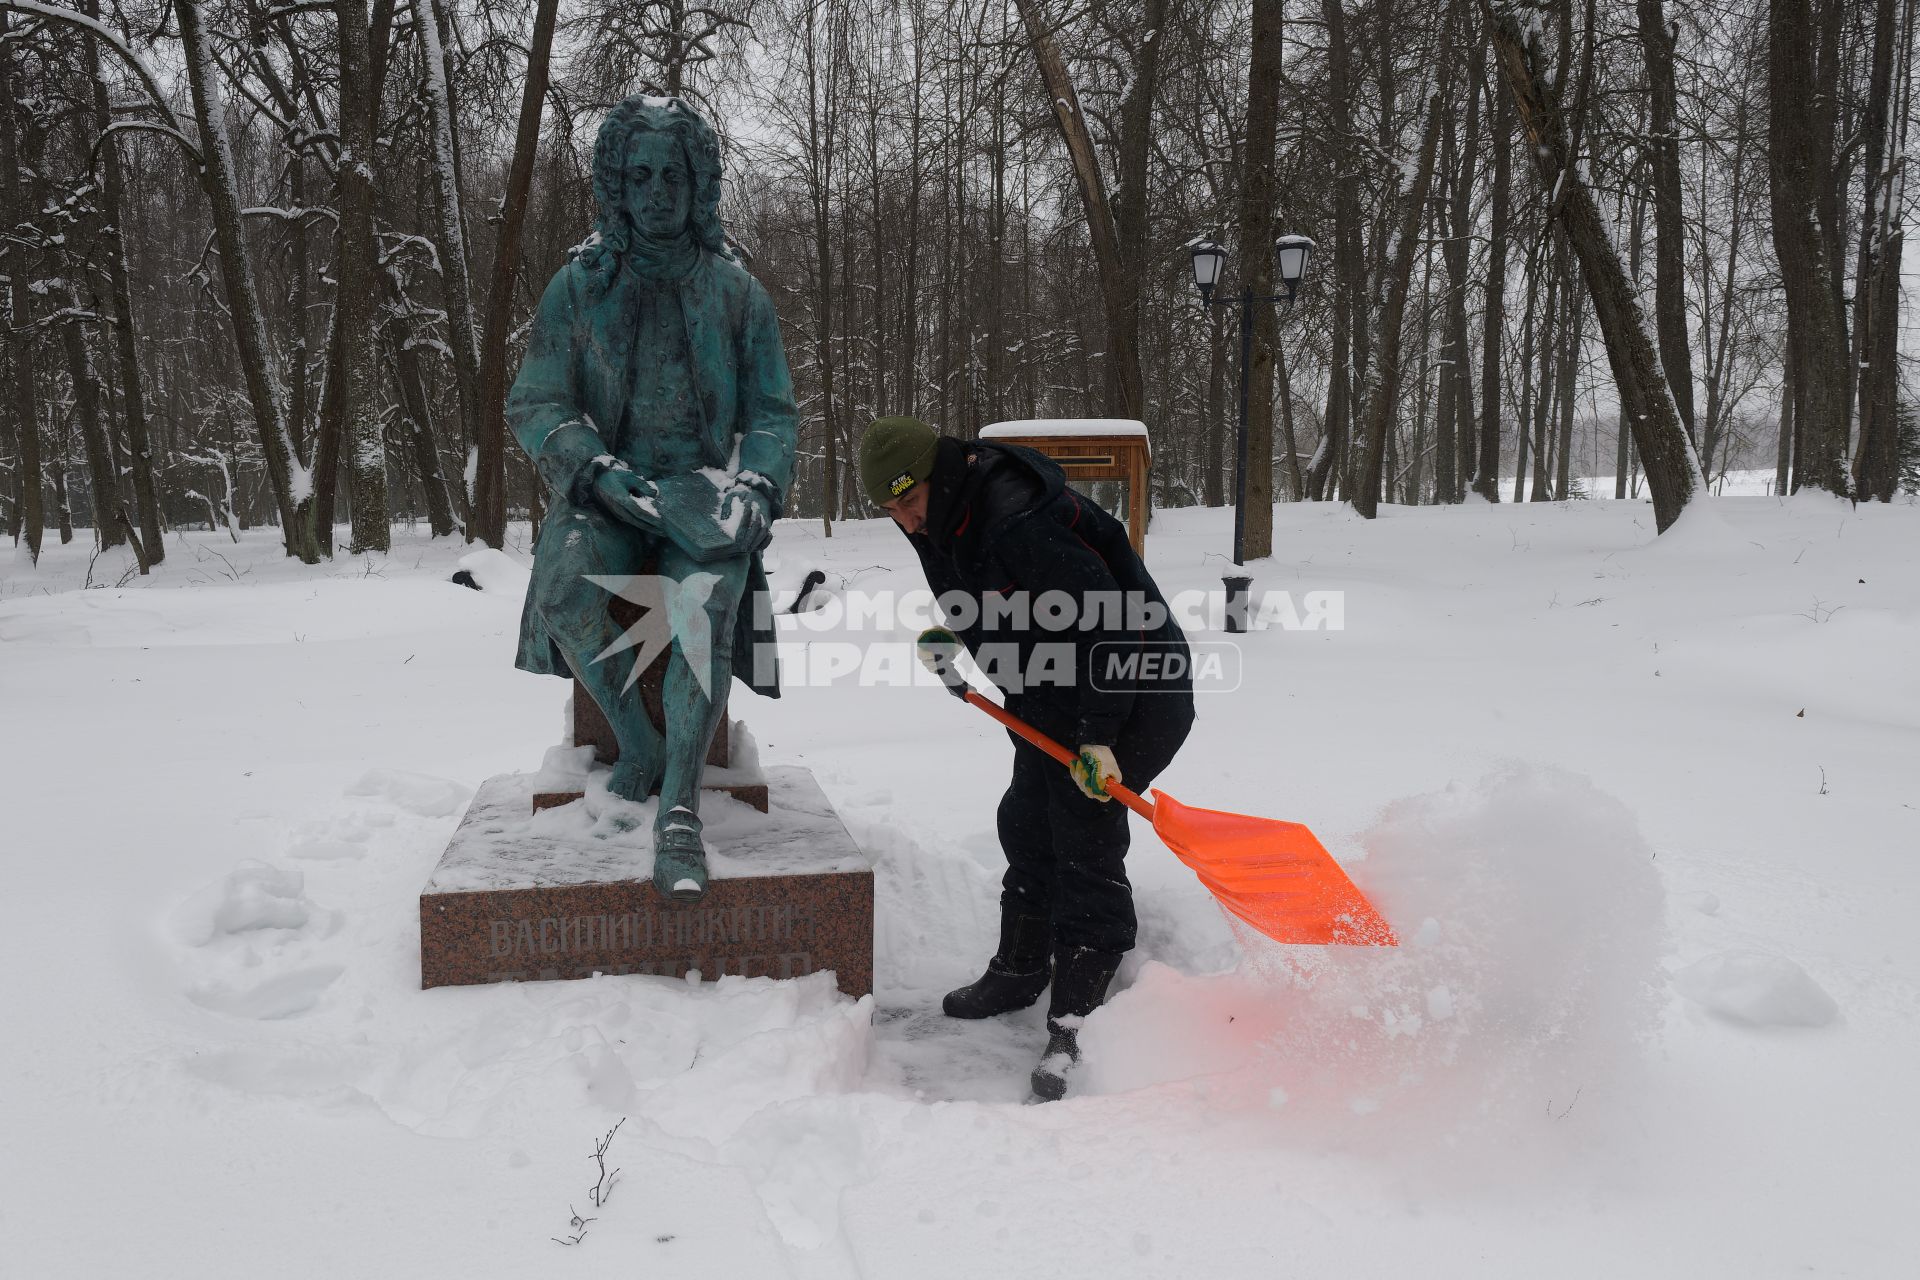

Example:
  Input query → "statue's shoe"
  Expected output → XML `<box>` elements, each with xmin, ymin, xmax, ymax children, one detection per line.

<box><xmin>652</xmin><ymin>806</ymin><xmax>708</xmax><ymax>902</ymax></box>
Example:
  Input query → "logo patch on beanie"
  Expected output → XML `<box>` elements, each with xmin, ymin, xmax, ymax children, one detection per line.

<box><xmin>888</xmin><ymin>471</ymin><xmax>917</xmax><ymax>498</ymax></box>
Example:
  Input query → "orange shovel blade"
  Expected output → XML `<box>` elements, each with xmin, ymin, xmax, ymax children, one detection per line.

<box><xmin>1148</xmin><ymin>790</ymin><xmax>1398</xmax><ymax>947</ymax></box>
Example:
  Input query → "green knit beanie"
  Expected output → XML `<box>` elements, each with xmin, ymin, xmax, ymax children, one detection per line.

<box><xmin>859</xmin><ymin>416</ymin><xmax>940</xmax><ymax>508</ymax></box>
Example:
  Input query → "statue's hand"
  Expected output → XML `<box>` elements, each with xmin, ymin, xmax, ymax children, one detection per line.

<box><xmin>723</xmin><ymin>484</ymin><xmax>773</xmax><ymax>553</ymax></box>
<box><xmin>592</xmin><ymin>466</ymin><xmax>663</xmax><ymax>531</ymax></box>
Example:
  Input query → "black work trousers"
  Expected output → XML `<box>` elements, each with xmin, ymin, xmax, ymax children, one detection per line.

<box><xmin>995</xmin><ymin>693</ymin><xmax>1195</xmax><ymax>954</ymax></box>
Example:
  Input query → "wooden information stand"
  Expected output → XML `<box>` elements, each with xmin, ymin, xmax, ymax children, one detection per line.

<box><xmin>979</xmin><ymin>418</ymin><xmax>1151</xmax><ymax>556</ymax></box>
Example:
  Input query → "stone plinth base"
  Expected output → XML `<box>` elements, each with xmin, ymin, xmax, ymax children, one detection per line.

<box><xmin>420</xmin><ymin>766</ymin><xmax>871</xmax><ymax>997</ymax></box>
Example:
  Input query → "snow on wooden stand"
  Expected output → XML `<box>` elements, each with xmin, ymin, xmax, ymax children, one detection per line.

<box><xmin>980</xmin><ymin>418</ymin><xmax>1152</xmax><ymax>556</ymax></box>
<box><xmin>419</xmin><ymin>767</ymin><xmax>873</xmax><ymax>996</ymax></box>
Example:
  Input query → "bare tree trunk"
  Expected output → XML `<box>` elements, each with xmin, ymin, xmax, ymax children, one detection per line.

<box><xmin>865</xmin><ymin>44</ymin><xmax>888</xmax><ymax>422</ymax></box>
<box><xmin>59</xmin><ymin>292</ymin><xmax>130</xmax><ymax>549</ymax></box>
<box><xmin>1234</xmin><ymin>0</ymin><xmax>1285</xmax><ymax>551</ymax></box>
<box><xmin>897</xmin><ymin>17</ymin><xmax>926</xmax><ymax>413</ymax></box>
<box><xmin>1484</xmin><ymin>1</ymin><xmax>1700</xmax><ymax>531</ymax></box>
<box><xmin>1530</xmin><ymin>233</ymin><xmax>1559</xmax><ymax>502</ymax></box>
<box><xmin>338</xmin><ymin>0</ymin><xmax>387</xmax><ymax>553</ymax></box>
<box><xmin>390</xmin><ymin>331</ymin><xmax>458</xmax><ymax>535</ymax></box>
<box><xmin>1448</xmin><ymin>35</ymin><xmax>1484</xmax><ymax>501</ymax></box>
<box><xmin>1113</xmin><ymin>0</ymin><xmax>1169</xmax><ymax>418</ymax></box>
<box><xmin>1556</xmin><ymin>249</ymin><xmax>1583</xmax><ymax>499</ymax></box>
<box><xmin>414</xmin><ymin>0</ymin><xmax>482</xmax><ymax>523</ymax></box>
<box><xmin>1012</xmin><ymin>0</ymin><xmax>1143</xmax><ymax>422</ymax></box>
<box><xmin>1700</xmin><ymin>93</ymin><xmax>1751</xmax><ymax>475</ymax></box>
<box><xmin>50</xmin><ymin>421</ymin><xmax>73</xmax><ymax>544</ymax></box>
<box><xmin>0</xmin><ymin>9</ymin><xmax>43</xmax><ymax>563</ymax></box>
<box><xmin>1619</xmin><ymin>183</ymin><xmax>1648</xmax><ymax>497</ymax></box>
<box><xmin>1433</xmin><ymin>88</ymin><xmax>1472</xmax><ymax>506</ymax></box>
<box><xmin>1352</xmin><ymin>68</ymin><xmax>1448</xmax><ymax>520</ymax></box>
<box><xmin>288</xmin><ymin>157</ymin><xmax>313</xmax><ymax>462</ymax></box>
<box><xmin>1514</xmin><ymin>246</ymin><xmax>1538</xmax><ymax>502</ymax></box>
<box><xmin>84</xmin><ymin>0</ymin><xmax>161</xmax><ymax>563</ymax></box>
<box><xmin>1432</xmin><ymin>121</ymin><xmax>1458</xmax><ymax>506</ymax></box>
<box><xmin>1775</xmin><ymin>346</ymin><xmax>1794</xmax><ymax>495</ymax></box>
<box><xmin>1311</xmin><ymin>0</ymin><xmax>1356</xmax><ymax>505</ymax></box>
<box><xmin>1473</xmin><ymin>61</ymin><xmax>1512</xmax><ymax>502</ymax></box>
<box><xmin>1636</xmin><ymin>0</ymin><xmax>1697</xmax><ymax>441</ymax></box>
<box><xmin>1767</xmin><ymin>0</ymin><xmax>1851</xmax><ymax>495</ymax></box>
<box><xmin>1851</xmin><ymin>0</ymin><xmax>1912</xmax><ymax>501</ymax></box>
<box><xmin>474</xmin><ymin>0</ymin><xmax>560</xmax><ymax>547</ymax></box>
<box><xmin>1277</xmin><ymin>337</ymin><xmax>1303</xmax><ymax>503</ymax></box>
<box><xmin>1408</xmin><ymin>231</ymin><xmax>1437</xmax><ymax>504</ymax></box>
<box><xmin>800</xmin><ymin>0</ymin><xmax>842</xmax><ymax>532</ymax></box>
<box><xmin>175</xmin><ymin>0</ymin><xmax>320</xmax><ymax>559</ymax></box>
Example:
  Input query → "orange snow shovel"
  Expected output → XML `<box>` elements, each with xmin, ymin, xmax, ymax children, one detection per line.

<box><xmin>963</xmin><ymin>691</ymin><xmax>1398</xmax><ymax>948</ymax></box>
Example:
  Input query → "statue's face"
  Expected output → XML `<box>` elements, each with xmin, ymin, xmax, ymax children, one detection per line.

<box><xmin>621</xmin><ymin>131</ymin><xmax>692</xmax><ymax>239</ymax></box>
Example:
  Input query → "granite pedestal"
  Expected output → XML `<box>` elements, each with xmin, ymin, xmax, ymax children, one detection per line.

<box><xmin>420</xmin><ymin>766</ymin><xmax>871</xmax><ymax>997</ymax></box>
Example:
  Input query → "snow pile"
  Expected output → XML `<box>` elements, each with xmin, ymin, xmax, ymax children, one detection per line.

<box><xmin>170</xmin><ymin>862</ymin><xmax>346</xmax><ymax>1020</ymax></box>
<box><xmin>1083</xmin><ymin>765</ymin><xmax>1668</xmax><ymax>1143</ymax></box>
<box><xmin>172</xmin><ymin>861</ymin><xmax>321</xmax><ymax>946</ymax></box>
<box><xmin>456</xmin><ymin>546</ymin><xmax>531</xmax><ymax>595</ymax></box>
<box><xmin>1674</xmin><ymin>951</ymin><xmax>1839</xmax><ymax>1027</ymax></box>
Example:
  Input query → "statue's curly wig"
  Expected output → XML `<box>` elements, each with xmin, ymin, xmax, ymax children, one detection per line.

<box><xmin>581</xmin><ymin>95</ymin><xmax>726</xmax><ymax>281</ymax></box>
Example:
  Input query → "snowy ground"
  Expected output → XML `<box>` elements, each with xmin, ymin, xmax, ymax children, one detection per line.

<box><xmin>3</xmin><ymin>491</ymin><xmax>1915</xmax><ymax>1278</ymax></box>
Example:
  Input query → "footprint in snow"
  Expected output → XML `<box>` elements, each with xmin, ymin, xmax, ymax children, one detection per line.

<box><xmin>344</xmin><ymin>768</ymin><xmax>471</xmax><ymax>818</ymax></box>
<box><xmin>187</xmin><ymin>965</ymin><xmax>346</xmax><ymax>1020</ymax></box>
<box><xmin>288</xmin><ymin>836</ymin><xmax>367</xmax><ymax>861</ymax></box>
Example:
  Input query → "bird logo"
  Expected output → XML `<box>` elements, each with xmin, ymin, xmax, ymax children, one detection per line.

<box><xmin>583</xmin><ymin>572</ymin><xmax>723</xmax><ymax>698</ymax></box>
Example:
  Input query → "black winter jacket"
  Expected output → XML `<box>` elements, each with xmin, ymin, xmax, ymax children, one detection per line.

<box><xmin>906</xmin><ymin>439</ymin><xmax>1191</xmax><ymax>745</ymax></box>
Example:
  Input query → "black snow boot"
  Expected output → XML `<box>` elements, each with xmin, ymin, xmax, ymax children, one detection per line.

<box><xmin>942</xmin><ymin>910</ymin><xmax>1052</xmax><ymax>1019</ymax></box>
<box><xmin>1030</xmin><ymin>946</ymin><xmax>1124</xmax><ymax>1102</ymax></box>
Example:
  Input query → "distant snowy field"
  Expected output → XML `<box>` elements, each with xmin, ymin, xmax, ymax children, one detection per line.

<box><xmin>1583</xmin><ymin>467</ymin><xmax>1780</xmax><ymax>498</ymax></box>
<box><xmin>3</xmin><ymin>491</ymin><xmax>1915</xmax><ymax>1278</ymax></box>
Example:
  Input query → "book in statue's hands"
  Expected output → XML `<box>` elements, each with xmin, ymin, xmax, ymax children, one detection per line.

<box><xmin>650</xmin><ymin>471</ymin><xmax>739</xmax><ymax>562</ymax></box>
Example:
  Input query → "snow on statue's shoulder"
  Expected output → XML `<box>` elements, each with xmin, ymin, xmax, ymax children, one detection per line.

<box><xmin>980</xmin><ymin>418</ymin><xmax>1150</xmax><ymax>444</ymax></box>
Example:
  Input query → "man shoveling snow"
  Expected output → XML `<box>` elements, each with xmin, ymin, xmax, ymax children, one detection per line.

<box><xmin>859</xmin><ymin>415</ymin><xmax>1195</xmax><ymax>1100</ymax></box>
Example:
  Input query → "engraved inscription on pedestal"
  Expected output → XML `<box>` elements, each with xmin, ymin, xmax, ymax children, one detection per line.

<box><xmin>420</xmin><ymin>766</ymin><xmax>871</xmax><ymax>997</ymax></box>
<box><xmin>478</xmin><ymin>898</ymin><xmax>824</xmax><ymax>983</ymax></box>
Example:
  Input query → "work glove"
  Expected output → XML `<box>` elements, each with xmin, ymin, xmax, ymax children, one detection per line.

<box><xmin>591</xmin><ymin>463</ymin><xmax>662</xmax><ymax>532</ymax></box>
<box><xmin>723</xmin><ymin>483</ymin><xmax>774</xmax><ymax>553</ymax></box>
<box><xmin>915</xmin><ymin>626</ymin><xmax>969</xmax><ymax>699</ymax></box>
<box><xmin>1070</xmin><ymin>745</ymin><xmax>1121</xmax><ymax>802</ymax></box>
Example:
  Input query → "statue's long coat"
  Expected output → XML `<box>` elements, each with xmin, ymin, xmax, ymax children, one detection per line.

<box><xmin>505</xmin><ymin>248</ymin><xmax>798</xmax><ymax>697</ymax></box>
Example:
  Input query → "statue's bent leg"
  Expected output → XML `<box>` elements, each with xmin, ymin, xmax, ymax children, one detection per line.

<box><xmin>649</xmin><ymin>544</ymin><xmax>752</xmax><ymax>899</ymax></box>
<box><xmin>531</xmin><ymin>502</ymin><xmax>666</xmax><ymax>801</ymax></box>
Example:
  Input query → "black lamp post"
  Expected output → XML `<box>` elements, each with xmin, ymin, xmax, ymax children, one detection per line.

<box><xmin>1190</xmin><ymin>232</ymin><xmax>1314</xmax><ymax>567</ymax></box>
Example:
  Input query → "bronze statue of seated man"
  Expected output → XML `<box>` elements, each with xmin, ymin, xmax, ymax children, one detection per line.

<box><xmin>506</xmin><ymin>95</ymin><xmax>797</xmax><ymax>902</ymax></box>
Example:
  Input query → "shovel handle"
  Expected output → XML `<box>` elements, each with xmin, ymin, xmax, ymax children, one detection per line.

<box><xmin>961</xmin><ymin>691</ymin><xmax>1155</xmax><ymax>821</ymax></box>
